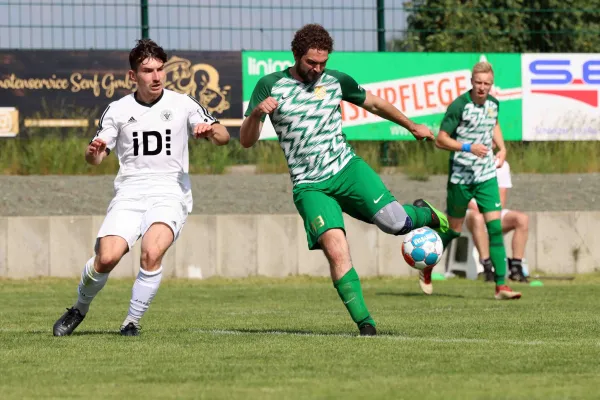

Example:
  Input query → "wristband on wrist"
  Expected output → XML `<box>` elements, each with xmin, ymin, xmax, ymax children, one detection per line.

<box><xmin>461</xmin><ymin>143</ymin><xmax>472</xmax><ymax>152</ymax></box>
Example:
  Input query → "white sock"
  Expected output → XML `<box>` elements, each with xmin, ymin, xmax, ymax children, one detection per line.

<box><xmin>74</xmin><ymin>257</ymin><xmax>109</xmax><ymax>315</ymax></box>
<box><xmin>122</xmin><ymin>266</ymin><xmax>163</xmax><ymax>327</ymax></box>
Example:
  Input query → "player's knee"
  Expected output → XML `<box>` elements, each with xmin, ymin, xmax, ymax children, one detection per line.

<box><xmin>140</xmin><ymin>247</ymin><xmax>164</xmax><ymax>268</ymax></box>
<box><xmin>96</xmin><ymin>252</ymin><xmax>121</xmax><ymax>271</ymax></box>
<box><xmin>471</xmin><ymin>213</ymin><xmax>485</xmax><ymax>231</ymax></box>
<box><xmin>374</xmin><ymin>218</ymin><xmax>409</xmax><ymax>235</ymax></box>
<box><xmin>516</xmin><ymin>213</ymin><xmax>529</xmax><ymax>230</ymax></box>
<box><xmin>372</xmin><ymin>201</ymin><xmax>412</xmax><ymax>235</ymax></box>
<box><xmin>486</xmin><ymin>219</ymin><xmax>503</xmax><ymax>245</ymax></box>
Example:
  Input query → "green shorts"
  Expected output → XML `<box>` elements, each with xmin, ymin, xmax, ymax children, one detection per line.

<box><xmin>293</xmin><ymin>156</ymin><xmax>396</xmax><ymax>250</ymax></box>
<box><xmin>446</xmin><ymin>177</ymin><xmax>502</xmax><ymax>218</ymax></box>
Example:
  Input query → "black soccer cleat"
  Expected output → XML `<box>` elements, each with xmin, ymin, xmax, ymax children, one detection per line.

<box><xmin>53</xmin><ymin>307</ymin><xmax>85</xmax><ymax>336</ymax></box>
<box><xmin>120</xmin><ymin>322</ymin><xmax>141</xmax><ymax>336</ymax></box>
<box><xmin>412</xmin><ymin>199</ymin><xmax>449</xmax><ymax>233</ymax></box>
<box><xmin>359</xmin><ymin>324</ymin><xmax>377</xmax><ymax>336</ymax></box>
<box><xmin>508</xmin><ymin>259</ymin><xmax>529</xmax><ymax>283</ymax></box>
<box><xmin>480</xmin><ymin>259</ymin><xmax>495</xmax><ymax>283</ymax></box>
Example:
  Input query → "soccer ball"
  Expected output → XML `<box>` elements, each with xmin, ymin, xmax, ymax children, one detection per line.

<box><xmin>402</xmin><ymin>227</ymin><xmax>444</xmax><ymax>270</ymax></box>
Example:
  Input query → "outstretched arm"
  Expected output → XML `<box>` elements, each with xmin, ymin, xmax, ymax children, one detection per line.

<box><xmin>193</xmin><ymin>123</ymin><xmax>230</xmax><ymax>146</ymax></box>
<box><xmin>360</xmin><ymin>92</ymin><xmax>434</xmax><ymax>141</ymax></box>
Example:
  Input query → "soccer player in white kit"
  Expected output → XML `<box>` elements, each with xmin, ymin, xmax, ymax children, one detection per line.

<box><xmin>53</xmin><ymin>39</ymin><xmax>230</xmax><ymax>336</ymax></box>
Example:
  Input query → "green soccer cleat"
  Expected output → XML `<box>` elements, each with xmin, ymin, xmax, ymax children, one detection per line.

<box><xmin>412</xmin><ymin>199</ymin><xmax>449</xmax><ymax>234</ymax></box>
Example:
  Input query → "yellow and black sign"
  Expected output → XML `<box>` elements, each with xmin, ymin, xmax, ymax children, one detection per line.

<box><xmin>0</xmin><ymin>107</ymin><xmax>19</xmax><ymax>137</ymax></box>
<box><xmin>0</xmin><ymin>50</ymin><xmax>242</xmax><ymax>137</ymax></box>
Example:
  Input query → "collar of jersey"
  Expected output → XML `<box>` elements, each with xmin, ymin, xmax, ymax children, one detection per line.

<box><xmin>134</xmin><ymin>90</ymin><xmax>164</xmax><ymax>107</ymax></box>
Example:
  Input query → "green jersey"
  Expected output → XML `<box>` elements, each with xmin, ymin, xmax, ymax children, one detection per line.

<box><xmin>440</xmin><ymin>92</ymin><xmax>499</xmax><ymax>185</ymax></box>
<box><xmin>244</xmin><ymin>68</ymin><xmax>366</xmax><ymax>186</ymax></box>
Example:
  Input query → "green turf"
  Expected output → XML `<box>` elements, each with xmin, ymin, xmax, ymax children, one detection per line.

<box><xmin>1</xmin><ymin>275</ymin><xmax>599</xmax><ymax>399</ymax></box>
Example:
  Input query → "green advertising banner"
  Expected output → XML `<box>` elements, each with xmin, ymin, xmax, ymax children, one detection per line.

<box><xmin>242</xmin><ymin>51</ymin><xmax>522</xmax><ymax>140</ymax></box>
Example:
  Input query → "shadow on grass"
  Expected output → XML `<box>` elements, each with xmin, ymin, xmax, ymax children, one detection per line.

<box><xmin>190</xmin><ymin>327</ymin><xmax>358</xmax><ymax>337</ymax></box>
<box><xmin>28</xmin><ymin>330</ymin><xmax>121</xmax><ymax>337</ymax></box>
<box><xmin>375</xmin><ymin>291</ymin><xmax>466</xmax><ymax>299</ymax></box>
<box><xmin>189</xmin><ymin>327</ymin><xmax>455</xmax><ymax>339</ymax></box>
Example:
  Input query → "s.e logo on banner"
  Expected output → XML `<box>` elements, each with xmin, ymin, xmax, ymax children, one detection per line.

<box><xmin>522</xmin><ymin>54</ymin><xmax>600</xmax><ymax>140</ymax></box>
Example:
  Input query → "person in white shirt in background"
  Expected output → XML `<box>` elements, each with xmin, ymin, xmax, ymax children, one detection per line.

<box><xmin>465</xmin><ymin>160</ymin><xmax>530</xmax><ymax>283</ymax></box>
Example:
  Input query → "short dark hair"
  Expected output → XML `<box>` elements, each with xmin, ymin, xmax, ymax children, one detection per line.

<box><xmin>129</xmin><ymin>39</ymin><xmax>168</xmax><ymax>71</ymax></box>
<box><xmin>291</xmin><ymin>24</ymin><xmax>334</xmax><ymax>60</ymax></box>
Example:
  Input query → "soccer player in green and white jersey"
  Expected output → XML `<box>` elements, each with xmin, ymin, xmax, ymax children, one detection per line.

<box><xmin>420</xmin><ymin>61</ymin><xmax>521</xmax><ymax>300</ymax></box>
<box><xmin>240</xmin><ymin>24</ymin><xmax>449</xmax><ymax>336</ymax></box>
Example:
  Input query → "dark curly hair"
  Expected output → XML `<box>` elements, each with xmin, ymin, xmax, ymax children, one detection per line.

<box><xmin>291</xmin><ymin>24</ymin><xmax>334</xmax><ymax>60</ymax></box>
<box><xmin>129</xmin><ymin>39</ymin><xmax>168</xmax><ymax>71</ymax></box>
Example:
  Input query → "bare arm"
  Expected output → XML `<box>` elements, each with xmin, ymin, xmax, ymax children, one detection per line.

<box><xmin>208</xmin><ymin>123</ymin><xmax>230</xmax><ymax>146</ymax></box>
<box><xmin>360</xmin><ymin>92</ymin><xmax>433</xmax><ymax>140</ymax></box>
<box><xmin>240</xmin><ymin>97</ymin><xmax>277</xmax><ymax>148</ymax></box>
<box><xmin>499</xmin><ymin>187</ymin><xmax>508</xmax><ymax>208</ymax></box>
<box><xmin>492</xmin><ymin>122</ymin><xmax>507</xmax><ymax>167</ymax></box>
<box><xmin>85</xmin><ymin>139</ymin><xmax>108</xmax><ymax>165</ymax></box>
<box><xmin>240</xmin><ymin>113</ymin><xmax>264</xmax><ymax>148</ymax></box>
<box><xmin>361</xmin><ymin>92</ymin><xmax>416</xmax><ymax>132</ymax></box>
<box><xmin>435</xmin><ymin>130</ymin><xmax>490</xmax><ymax>157</ymax></box>
<box><xmin>193</xmin><ymin>123</ymin><xmax>230</xmax><ymax>146</ymax></box>
<box><xmin>435</xmin><ymin>130</ymin><xmax>463</xmax><ymax>152</ymax></box>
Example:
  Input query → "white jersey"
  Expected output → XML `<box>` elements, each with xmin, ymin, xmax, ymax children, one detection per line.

<box><xmin>495</xmin><ymin>160</ymin><xmax>512</xmax><ymax>188</ymax></box>
<box><xmin>92</xmin><ymin>89</ymin><xmax>218</xmax><ymax>212</ymax></box>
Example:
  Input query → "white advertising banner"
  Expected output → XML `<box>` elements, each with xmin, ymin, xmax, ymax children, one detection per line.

<box><xmin>522</xmin><ymin>53</ymin><xmax>600</xmax><ymax>140</ymax></box>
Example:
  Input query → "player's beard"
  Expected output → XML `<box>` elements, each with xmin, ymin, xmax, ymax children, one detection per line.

<box><xmin>298</xmin><ymin>65</ymin><xmax>321</xmax><ymax>83</ymax></box>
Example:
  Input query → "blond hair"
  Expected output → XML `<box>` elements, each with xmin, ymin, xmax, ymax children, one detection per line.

<box><xmin>472</xmin><ymin>61</ymin><xmax>494</xmax><ymax>76</ymax></box>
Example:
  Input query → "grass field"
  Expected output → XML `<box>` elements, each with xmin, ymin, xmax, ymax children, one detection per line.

<box><xmin>2</xmin><ymin>135</ymin><xmax>600</xmax><ymax>176</ymax></box>
<box><xmin>1</xmin><ymin>275</ymin><xmax>599</xmax><ymax>399</ymax></box>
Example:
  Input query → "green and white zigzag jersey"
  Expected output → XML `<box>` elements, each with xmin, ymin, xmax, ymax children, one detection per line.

<box><xmin>245</xmin><ymin>68</ymin><xmax>366</xmax><ymax>185</ymax></box>
<box><xmin>440</xmin><ymin>92</ymin><xmax>499</xmax><ymax>185</ymax></box>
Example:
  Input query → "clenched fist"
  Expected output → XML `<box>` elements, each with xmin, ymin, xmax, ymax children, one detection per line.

<box><xmin>252</xmin><ymin>97</ymin><xmax>279</xmax><ymax>117</ymax></box>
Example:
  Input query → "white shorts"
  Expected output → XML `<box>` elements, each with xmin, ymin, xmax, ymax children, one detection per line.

<box><xmin>96</xmin><ymin>194</ymin><xmax>188</xmax><ymax>251</ymax></box>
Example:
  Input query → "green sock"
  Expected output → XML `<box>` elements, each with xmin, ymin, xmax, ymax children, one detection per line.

<box><xmin>486</xmin><ymin>219</ymin><xmax>507</xmax><ymax>285</ymax></box>
<box><xmin>402</xmin><ymin>204</ymin><xmax>432</xmax><ymax>228</ymax></box>
<box><xmin>437</xmin><ymin>228</ymin><xmax>461</xmax><ymax>249</ymax></box>
<box><xmin>334</xmin><ymin>267</ymin><xmax>375</xmax><ymax>328</ymax></box>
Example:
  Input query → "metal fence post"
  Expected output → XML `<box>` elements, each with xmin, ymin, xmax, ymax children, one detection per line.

<box><xmin>141</xmin><ymin>0</ymin><xmax>149</xmax><ymax>39</ymax></box>
<box><xmin>377</xmin><ymin>0</ymin><xmax>390</xmax><ymax>166</ymax></box>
